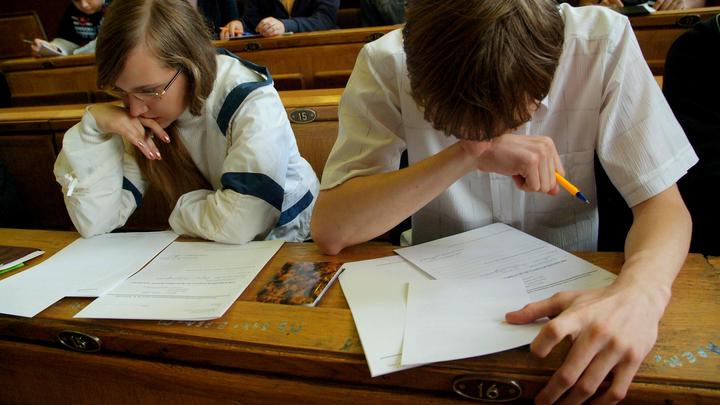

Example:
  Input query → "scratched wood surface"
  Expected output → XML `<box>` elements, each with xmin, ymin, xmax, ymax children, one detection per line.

<box><xmin>0</xmin><ymin>228</ymin><xmax>718</xmax><ymax>403</ymax></box>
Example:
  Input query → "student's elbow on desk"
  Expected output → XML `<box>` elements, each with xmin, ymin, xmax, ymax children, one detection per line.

<box><xmin>310</xmin><ymin>218</ymin><xmax>345</xmax><ymax>255</ymax></box>
<box><xmin>310</xmin><ymin>194</ymin><xmax>348</xmax><ymax>255</ymax></box>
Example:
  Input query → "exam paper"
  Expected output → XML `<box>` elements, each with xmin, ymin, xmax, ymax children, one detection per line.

<box><xmin>75</xmin><ymin>240</ymin><xmax>283</xmax><ymax>320</ymax></box>
<box><xmin>401</xmin><ymin>278</ymin><xmax>542</xmax><ymax>366</ymax></box>
<box><xmin>395</xmin><ymin>223</ymin><xmax>616</xmax><ymax>301</ymax></box>
<box><xmin>0</xmin><ymin>231</ymin><xmax>178</xmax><ymax>317</ymax></box>
<box><xmin>339</xmin><ymin>255</ymin><xmax>432</xmax><ymax>377</ymax></box>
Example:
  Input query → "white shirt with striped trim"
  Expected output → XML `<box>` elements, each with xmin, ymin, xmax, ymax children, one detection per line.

<box><xmin>55</xmin><ymin>53</ymin><xmax>319</xmax><ymax>243</ymax></box>
<box><xmin>320</xmin><ymin>4</ymin><xmax>698</xmax><ymax>251</ymax></box>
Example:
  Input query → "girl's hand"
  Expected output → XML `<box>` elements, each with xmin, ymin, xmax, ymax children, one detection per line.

<box><xmin>88</xmin><ymin>103</ymin><xmax>169</xmax><ymax>160</ymax></box>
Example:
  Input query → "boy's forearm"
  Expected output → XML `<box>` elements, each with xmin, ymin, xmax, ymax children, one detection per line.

<box><xmin>618</xmin><ymin>185</ymin><xmax>691</xmax><ymax>309</ymax></box>
<box><xmin>312</xmin><ymin>143</ymin><xmax>476</xmax><ymax>254</ymax></box>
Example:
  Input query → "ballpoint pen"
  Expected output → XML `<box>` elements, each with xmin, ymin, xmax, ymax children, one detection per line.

<box><xmin>555</xmin><ymin>172</ymin><xmax>590</xmax><ymax>204</ymax></box>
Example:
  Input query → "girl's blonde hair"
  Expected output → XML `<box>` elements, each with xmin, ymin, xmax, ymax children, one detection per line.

<box><xmin>96</xmin><ymin>0</ymin><xmax>216</xmax><ymax>213</ymax></box>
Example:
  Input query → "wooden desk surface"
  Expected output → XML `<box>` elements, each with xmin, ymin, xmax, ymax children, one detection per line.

<box><xmin>0</xmin><ymin>228</ymin><xmax>718</xmax><ymax>404</ymax></box>
<box><xmin>0</xmin><ymin>88</ymin><xmax>343</xmax><ymax>131</ymax></box>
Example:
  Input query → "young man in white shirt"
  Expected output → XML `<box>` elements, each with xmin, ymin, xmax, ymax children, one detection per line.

<box><xmin>312</xmin><ymin>1</ymin><xmax>697</xmax><ymax>403</ymax></box>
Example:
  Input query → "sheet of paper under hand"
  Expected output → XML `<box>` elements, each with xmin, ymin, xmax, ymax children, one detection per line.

<box><xmin>401</xmin><ymin>277</ymin><xmax>542</xmax><ymax>366</ymax></box>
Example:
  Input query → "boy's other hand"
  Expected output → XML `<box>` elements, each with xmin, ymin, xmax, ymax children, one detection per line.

<box><xmin>458</xmin><ymin>134</ymin><xmax>564</xmax><ymax>195</ymax></box>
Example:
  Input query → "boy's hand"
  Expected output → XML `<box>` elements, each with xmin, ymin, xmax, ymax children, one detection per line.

<box><xmin>256</xmin><ymin>17</ymin><xmax>285</xmax><ymax>37</ymax></box>
<box><xmin>458</xmin><ymin>134</ymin><xmax>564</xmax><ymax>195</ymax></box>
<box><xmin>88</xmin><ymin>103</ymin><xmax>168</xmax><ymax>161</ymax></box>
<box><xmin>506</xmin><ymin>280</ymin><xmax>667</xmax><ymax>404</ymax></box>
<box><xmin>578</xmin><ymin>0</ymin><xmax>624</xmax><ymax>7</ymax></box>
<box><xmin>653</xmin><ymin>0</ymin><xmax>686</xmax><ymax>10</ymax></box>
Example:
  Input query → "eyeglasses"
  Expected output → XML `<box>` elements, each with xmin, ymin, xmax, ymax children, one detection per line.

<box><xmin>104</xmin><ymin>69</ymin><xmax>182</xmax><ymax>102</ymax></box>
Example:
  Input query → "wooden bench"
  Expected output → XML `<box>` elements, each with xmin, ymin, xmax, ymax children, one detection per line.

<box><xmin>0</xmin><ymin>26</ymin><xmax>396</xmax><ymax>107</ymax></box>
<box><xmin>0</xmin><ymin>88</ymin><xmax>342</xmax><ymax>231</ymax></box>
<box><xmin>0</xmin><ymin>11</ymin><xmax>46</xmax><ymax>60</ymax></box>
<box><xmin>630</xmin><ymin>6</ymin><xmax>720</xmax><ymax>75</ymax></box>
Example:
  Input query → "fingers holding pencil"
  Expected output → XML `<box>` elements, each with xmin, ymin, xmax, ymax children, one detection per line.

<box><xmin>555</xmin><ymin>172</ymin><xmax>590</xmax><ymax>204</ymax></box>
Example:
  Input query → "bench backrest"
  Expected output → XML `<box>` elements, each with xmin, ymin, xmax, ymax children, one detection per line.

<box><xmin>0</xmin><ymin>26</ymin><xmax>396</xmax><ymax>107</ymax></box>
<box><xmin>0</xmin><ymin>11</ymin><xmax>46</xmax><ymax>60</ymax></box>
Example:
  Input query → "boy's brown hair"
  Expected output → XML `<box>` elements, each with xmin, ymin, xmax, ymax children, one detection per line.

<box><xmin>95</xmin><ymin>0</ymin><xmax>215</xmax><ymax>211</ymax></box>
<box><xmin>403</xmin><ymin>0</ymin><xmax>564</xmax><ymax>141</ymax></box>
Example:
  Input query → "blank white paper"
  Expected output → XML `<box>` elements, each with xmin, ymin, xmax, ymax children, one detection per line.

<box><xmin>339</xmin><ymin>255</ymin><xmax>431</xmax><ymax>377</ymax></box>
<box><xmin>0</xmin><ymin>231</ymin><xmax>178</xmax><ymax>317</ymax></box>
<box><xmin>401</xmin><ymin>278</ymin><xmax>542</xmax><ymax>366</ymax></box>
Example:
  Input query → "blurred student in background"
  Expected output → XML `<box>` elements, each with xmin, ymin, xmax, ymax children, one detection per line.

<box><xmin>192</xmin><ymin>0</ymin><xmax>241</xmax><ymax>39</ymax></box>
<box><xmin>220</xmin><ymin>0</ymin><xmax>339</xmax><ymax>39</ymax></box>
<box><xmin>54</xmin><ymin>0</ymin><xmax>318</xmax><ymax>244</ymax></box>
<box><xmin>360</xmin><ymin>0</ymin><xmax>405</xmax><ymax>26</ymax></box>
<box><xmin>30</xmin><ymin>0</ymin><xmax>109</xmax><ymax>56</ymax></box>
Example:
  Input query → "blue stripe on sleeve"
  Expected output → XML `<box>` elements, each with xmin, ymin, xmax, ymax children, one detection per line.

<box><xmin>277</xmin><ymin>190</ymin><xmax>314</xmax><ymax>227</ymax></box>
<box><xmin>215</xmin><ymin>49</ymin><xmax>273</xmax><ymax>137</ymax></box>
<box><xmin>221</xmin><ymin>172</ymin><xmax>284</xmax><ymax>211</ymax></box>
<box><xmin>122</xmin><ymin>177</ymin><xmax>142</xmax><ymax>208</ymax></box>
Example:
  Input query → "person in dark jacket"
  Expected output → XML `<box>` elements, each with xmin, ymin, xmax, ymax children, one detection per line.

<box><xmin>663</xmin><ymin>14</ymin><xmax>720</xmax><ymax>256</ymax></box>
<box><xmin>196</xmin><ymin>0</ymin><xmax>241</xmax><ymax>39</ymax></box>
<box><xmin>360</xmin><ymin>0</ymin><xmax>405</xmax><ymax>26</ymax></box>
<box><xmin>220</xmin><ymin>0</ymin><xmax>339</xmax><ymax>39</ymax></box>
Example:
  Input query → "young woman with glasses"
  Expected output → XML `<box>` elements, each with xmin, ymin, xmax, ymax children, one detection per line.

<box><xmin>53</xmin><ymin>0</ymin><xmax>319</xmax><ymax>244</ymax></box>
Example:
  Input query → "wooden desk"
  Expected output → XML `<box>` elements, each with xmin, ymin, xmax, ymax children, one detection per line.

<box><xmin>630</xmin><ymin>6</ymin><xmax>720</xmax><ymax>75</ymax></box>
<box><xmin>0</xmin><ymin>228</ymin><xmax>718</xmax><ymax>403</ymax></box>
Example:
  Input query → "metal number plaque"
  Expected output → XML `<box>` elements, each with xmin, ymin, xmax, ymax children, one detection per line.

<box><xmin>453</xmin><ymin>376</ymin><xmax>522</xmax><ymax>402</ymax></box>
<box><xmin>57</xmin><ymin>330</ymin><xmax>102</xmax><ymax>353</ymax></box>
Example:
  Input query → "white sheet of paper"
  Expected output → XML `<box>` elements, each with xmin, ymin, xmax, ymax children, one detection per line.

<box><xmin>339</xmin><ymin>255</ymin><xmax>432</xmax><ymax>377</ymax></box>
<box><xmin>395</xmin><ymin>223</ymin><xmax>615</xmax><ymax>301</ymax></box>
<box><xmin>401</xmin><ymin>278</ymin><xmax>542</xmax><ymax>366</ymax></box>
<box><xmin>0</xmin><ymin>231</ymin><xmax>178</xmax><ymax>317</ymax></box>
<box><xmin>75</xmin><ymin>240</ymin><xmax>283</xmax><ymax>321</ymax></box>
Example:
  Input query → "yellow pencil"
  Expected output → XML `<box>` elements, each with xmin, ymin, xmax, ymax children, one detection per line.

<box><xmin>555</xmin><ymin>172</ymin><xmax>590</xmax><ymax>204</ymax></box>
